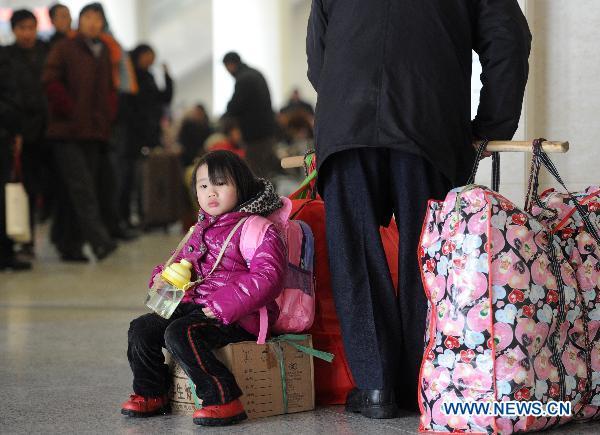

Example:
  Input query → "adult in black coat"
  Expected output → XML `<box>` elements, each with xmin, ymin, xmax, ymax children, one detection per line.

<box><xmin>223</xmin><ymin>52</ymin><xmax>280</xmax><ymax>178</ymax></box>
<box><xmin>178</xmin><ymin>104</ymin><xmax>213</xmax><ymax>167</ymax></box>
<box><xmin>129</xmin><ymin>44</ymin><xmax>174</xmax><ymax>151</ymax></box>
<box><xmin>48</xmin><ymin>3</ymin><xmax>73</xmax><ymax>48</ymax></box>
<box><xmin>5</xmin><ymin>10</ymin><xmax>49</xmax><ymax>255</ymax></box>
<box><xmin>307</xmin><ymin>0</ymin><xmax>531</xmax><ymax>416</ymax></box>
<box><xmin>0</xmin><ymin>48</ymin><xmax>32</xmax><ymax>271</ymax></box>
<box><xmin>118</xmin><ymin>44</ymin><xmax>173</xmax><ymax>226</ymax></box>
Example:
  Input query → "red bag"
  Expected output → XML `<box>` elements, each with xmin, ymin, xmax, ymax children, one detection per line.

<box><xmin>289</xmin><ymin>153</ymin><xmax>399</xmax><ymax>405</ymax></box>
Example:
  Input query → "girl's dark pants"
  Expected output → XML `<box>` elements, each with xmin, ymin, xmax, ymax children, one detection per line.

<box><xmin>127</xmin><ymin>303</ymin><xmax>254</xmax><ymax>406</ymax></box>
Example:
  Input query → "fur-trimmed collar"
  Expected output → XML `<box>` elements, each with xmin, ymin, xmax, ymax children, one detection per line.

<box><xmin>236</xmin><ymin>179</ymin><xmax>282</xmax><ymax>216</ymax></box>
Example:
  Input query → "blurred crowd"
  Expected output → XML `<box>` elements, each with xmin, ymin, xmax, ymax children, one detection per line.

<box><xmin>0</xmin><ymin>2</ymin><xmax>315</xmax><ymax>271</ymax></box>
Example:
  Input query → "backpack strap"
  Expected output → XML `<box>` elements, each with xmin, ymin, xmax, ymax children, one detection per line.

<box><xmin>257</xmin><ymin>306</ymin><xmax>269</xmax><ymax>345</ymax></box>
<box><xmin>240</xmin><ymin>216</ymin><xmax>278</xmax><ymax>344</ymax></box>
<box><xmin>239</xmin><ymin>215</ymin><xmax>272</xmax><ymax>264</ymax></box>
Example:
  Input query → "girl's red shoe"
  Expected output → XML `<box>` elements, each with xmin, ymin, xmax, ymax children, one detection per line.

<box><xmin>192</xmin><ymin>398</ymin><xmax>247</xmax><ymax>426</ymax></box>
<box><xmin>120</xmin><ymin>394</ymin><xmax>170</xmax><ymax>417</ymax></box>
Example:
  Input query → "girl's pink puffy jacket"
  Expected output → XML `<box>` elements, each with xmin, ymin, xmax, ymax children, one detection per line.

<box><xmin>149</xmin><ymin>180</ymin><xmax>286</xmax><ymax>336</ymax></box>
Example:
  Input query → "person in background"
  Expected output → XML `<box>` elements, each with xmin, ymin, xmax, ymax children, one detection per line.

<box><xmin>205</xmin><ymin>116</ymin><xmax>245</xmax><ymax>159</ymax></box>
<box><xmin>48</xmin><ymin>3</ymin><xmax>73</xmax><ymax>47</ymax></box>
<box><xmin>280</xmin><ymin>88</ymin><xmax>314</xmax><ymax>116</ymax></box>
<box><xmin>117</xmin><ymin>43</ymin><xmax>173</xmax><ymax>228</ymax></box>
<box><xmin>222</xmin><ymin>52</ymin><xmax>280</xmax><ymax>179</ymax></box>
<box><xmin>5</xmin><ymin>9</ymin><xmax>49</xmax><ymax>259</ymax></box>
<box><xmin>178</xmin><ymin>104</ymin><xmax>213</xmax><ymax>167</ymax></box>
<box><xmin>43</xmin><ymin>3</ymin><xmax>118</xmax><ymax>261</ymax></box>
<box><xmin>0</xmin><ymin>48</ymin><xmax>32</xmax><ymax>271</ymax></box>
<box><xmin>43</xmin><ymin>4</ymin><xmax>72</xmax><ymax>226</ymax></box>
<box><xmin>129</xmin><ymin>43</ymin><xmax>174</xmax><ymax>151</ymax></box>
<box><xmin>307</xmin><ymin>0</ymin><xmax>530</xmax><ymax>417</ymax></box>
<box><xmin>277</xmin><ymin>88</ymin><xmax>314</xmax><ymax>147</ymax></box>
<box><xmin>89</xmin><ymin>2</ymin><xmax>139</xmax><ymax>241</ymax></box>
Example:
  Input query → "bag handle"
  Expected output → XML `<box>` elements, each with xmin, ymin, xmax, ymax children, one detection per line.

<box><xmin>467</xmin><ymin>139</ymin><xmax>501</xmax><ymax>192</ymax></box>
<box><xmin>526</xmin><ymin>138</ymin><xmax>600</xmax><ymax>244</ymax></box>
<box><xmin>289</xmin><ymin>151</ymin><xmax>318</xmax><ymax>200</ymax></box>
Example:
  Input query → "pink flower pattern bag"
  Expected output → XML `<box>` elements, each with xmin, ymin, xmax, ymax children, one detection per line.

<box><xmin>418</xmin><ymin>140</ymin><xmax>599</xmax><ymax>434</ymax></box>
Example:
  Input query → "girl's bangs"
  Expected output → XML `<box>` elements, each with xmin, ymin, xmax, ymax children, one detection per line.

<box><xmin>206</xmin><ymin>160</ymin><xmax>234</xmax><ymax>185</ymax></box>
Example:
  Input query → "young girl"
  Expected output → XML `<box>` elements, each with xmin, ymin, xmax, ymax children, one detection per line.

<box><xmin>121</xmin><ymin>150</ymin><xmax>286</xmax><ymax>426</ymax></box>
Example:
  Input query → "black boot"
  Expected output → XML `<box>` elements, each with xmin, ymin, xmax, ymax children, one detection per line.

<box><xmin>345</xmin><ymin>388</ymin><xmax>400</xmax><ymax>419</ymax></box>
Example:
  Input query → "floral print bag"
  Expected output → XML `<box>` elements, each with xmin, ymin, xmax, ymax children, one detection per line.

<box><xmin>418</xmin><ymin>140</ymin><xmax>598</xmax><ymax>434</ymax></box>
<box><xmin>526</xmin><ymin>140</ymin><xmax>600</xmax><ymax>421</ymax></box>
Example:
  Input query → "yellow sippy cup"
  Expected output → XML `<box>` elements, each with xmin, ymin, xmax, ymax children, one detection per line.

<box><xmin>145</xmin><ymin>259</ymin><xmax>193</xmax><ymax>319</ymax></box>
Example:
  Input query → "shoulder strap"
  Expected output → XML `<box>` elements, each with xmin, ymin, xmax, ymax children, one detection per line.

<box><xmin>165</xmin><ymin>225</ymin><xmax>195</xmax><ymax>266</ymax></box>
<box><xmin>257</xmin><ymin>306</ymin><xmax>269</xmax><ymax>345</ymax></box>
<box><xmin>240</xmin><ymin>215</ymin><xmax>272</xmax><ymax>265</ymax></box>
<box><xmin>184</xmin><ymin>217</ymin><xmax>248</xmax><ymax>290</ymax></box>
<box><xmin>238</xmin><ymin>216</ymin><xmax>274</xmax><ymax>345</ymax></box>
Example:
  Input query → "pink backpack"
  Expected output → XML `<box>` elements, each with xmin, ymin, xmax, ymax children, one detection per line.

<box><xmin>240</xmin><ymin>197</ymin><xmax>315</xmax><ymax>344</ymax></box>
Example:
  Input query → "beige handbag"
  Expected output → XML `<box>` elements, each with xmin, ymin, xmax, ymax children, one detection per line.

<box><xmin>5</xmin><ymin>148</ymin><xmax>31</xmax><ymax>243</ymax></box>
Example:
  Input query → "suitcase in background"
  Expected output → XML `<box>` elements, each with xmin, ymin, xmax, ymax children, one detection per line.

<box><xmin>141</xmin><ymin>151</ymin><xmax>186</xmax><ymax>229</ymax></box>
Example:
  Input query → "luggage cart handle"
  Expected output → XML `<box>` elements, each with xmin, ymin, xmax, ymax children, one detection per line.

<box><xmin>280</xmin><ymin>140</ymin><xmax>569</xmax><ymax>169</ymax></box>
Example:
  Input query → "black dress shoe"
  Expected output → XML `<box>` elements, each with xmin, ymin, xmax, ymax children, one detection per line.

<box><xmin>0</xmin><ymin>258</ymin><xmax>32</xmax><ymax>271</ymax></box>
<box><xmin>344</xmin><ymin>388</ymin><xmax>400</xmax><ymax>419</ymax></box>
<box><xmin>111</xmin><ymin>227</ymin><xmax>139</xmax><ymax>241</ymax></box>
<box><xmin>60</xmin><ymin>252</ymin><xmax>90</xmax><ymax>263</ymax></box>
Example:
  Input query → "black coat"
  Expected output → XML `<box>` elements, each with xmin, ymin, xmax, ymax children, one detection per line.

<box><xmin>307</xmin><ymin>0</ymin><xmax>531</xmax><ymax>186</ymax></box>
<box><xmin>129</xmin><ymin>69</ymin><xmax>173</xmax><ymax>150</ymax></box>
<box><xmin>177</xmin><ymin>119</ymin><xmax>212</xmax><ymax>166</ymax></box>
<box><xmin>0</xmin><ymin>48</ymin><xmax>21</xmax><ymax>141</ymax></box>
<box><xmin>226</xmin><ymin>64</ymin><xmax>275</xmax><ymax>142</ymax></box>
<box><xmin>4</xmin><ymin>40</ymin><xmax>48</xmax><ymax>145</ymax></box>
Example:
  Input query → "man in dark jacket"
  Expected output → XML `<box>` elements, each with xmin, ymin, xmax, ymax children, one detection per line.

<box><xmin>223</xmin><ymin>52</ymin><xmax>280</xmax><ymax>178</ymax></box>
<box><xmin>43</xmin><ymin>3</ymin><xmax>117</xmax><ymax>261</ymax></box>
<box><xmin>48</xmin><ymin>3</ymin><xmax>73</xmax><ymax>48</ymax></box>
<box><xmin>307</xmin><ymin>0</ymin><xmax>531</xmax><ymax>417</ymax></box>
<box><xmin>5</xmin><ymin>9</ymin><xmax>49</xmax><ymax>256</ymax></box>
<box><xmin>0</xmin><ymin>48</ymin><xmax>32</xmax><ymax>271</ymax></box>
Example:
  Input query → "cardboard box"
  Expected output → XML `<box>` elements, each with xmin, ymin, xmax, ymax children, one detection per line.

<box><xmin>168</xmin><ymin>335</ymin><xmax>315</xmax><ymax>419</ymax></box>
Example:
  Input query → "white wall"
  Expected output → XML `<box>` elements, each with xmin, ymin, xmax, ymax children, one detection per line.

<box><xmin>62</xmin><ymin>0</ymin><xmax>138</xmax><ymax>48</ymax></box>
<box><xmin>212</xmin><ymin>0</ymin><xmax>283</xmax><ymax>117</ymax></box>
<box><xmin>137</xmin><ymin>0</ymin><xmax>213</xmax><ymax>116</ymax></box>
<box><xmin>281</xmin><ymin>0</ymin><xmax>317</xmax><ymax>108</ymax></box>
<box><xmin>526</xmin><ymin>0</ymin><xmax>600</xmax><ymax>193</ymax></box>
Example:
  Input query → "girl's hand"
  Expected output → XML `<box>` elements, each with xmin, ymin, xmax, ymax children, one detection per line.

<box><xmin>202</xmin><ymin>306</ymin><xmax>216</xmax><ymax>319</ymax></box>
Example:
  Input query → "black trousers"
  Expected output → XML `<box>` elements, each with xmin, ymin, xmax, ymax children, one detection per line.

<box><xmin>52</xmin><ymin>141</ymin><xmax>113</xmax><ymax>253</ymax></box>
<box><xmin>0</xmin><ymin>137</ymin><xmax>14</xmax><ymax>263</ymax></box>
<box><xmin>97</xmin><ymin>146</ymin><xmax>123</xmax><ymax>235</ymax></box>
<box><xmin>127</xmin><ymin>303</ymin><xmax>255</xmax><ymax>406</ymax></box>
<box><xmin>320</xmin><ymin>147</ymin><xmax>451</xmax><ymax>408</ymax></box>
<box><xmin>21</xmin><ymin>141</ymin><xmax>42</xmax><ymax>244</ymax></box>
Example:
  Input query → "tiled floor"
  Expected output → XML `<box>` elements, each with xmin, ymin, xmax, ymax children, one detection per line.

<box><xmin>1</xmin><ymin>226</ymin><xmax>599</xmax><ymax>434</ymax></box>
